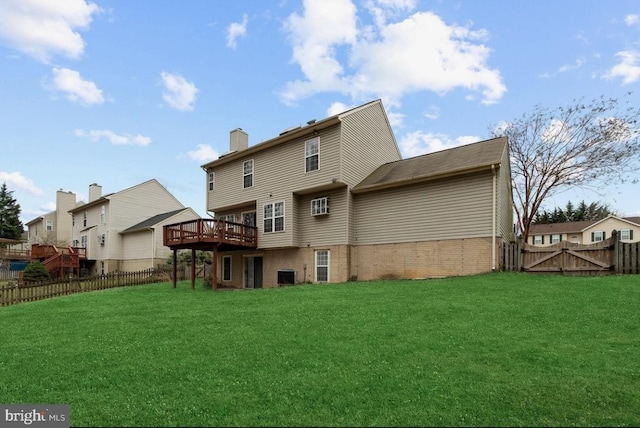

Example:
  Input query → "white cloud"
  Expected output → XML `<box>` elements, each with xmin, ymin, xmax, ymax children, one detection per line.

<box><xmin>423</xmin><ymin>106</ymin><xmax>440</xmax><ymax>120</ymax></box>
<box><xmin>160</xmin><ymin>72</ymin><xmax>198</xmax><ymax>111</ymax></box>
<box><xmin>74</xmin><ymin>129</ymin><xmax>151</xmax><ymax>146</ymax></box>
<box><xmin>281</xmin><ymin>1</ymin><xmax>505</xmax><ymax>107</ymax></box>
<box><xmin>603</xmin><ymin>50</ymin><xmax>640</xmax><ymax>85</ymax></box>
<box><xmin>226</xmin><ymin>14</ymin><xmax>248</xmax><ymax>49</ymax></box>
<box><xmin>48</xmin><ymin>67</ymin><xmax>104</xmax><ymax>105</ymax></box>
<box><xmin>0</xmin><ymin>171</ymin><xmax>44</xmax><ymax>196</ymax></box>
<box><xmin>185</xmin><ymin>144</ymin><xmax>219</xmax><ymax>163</ymax></box>
<box><xmin>625</xmin><ymin>14</ymin><xmax>639</xmax><ymax>26</ymax></box>
<box><xmin>398</xmin><ymin>131</ymin><xmax>479</xmax><ymax>158</ymax></box>
<box><xmin>0</xmin><ymin>0</ymin><xmax>101</xmax><ymax>63</ymax></box>
<box><xmin>326</xmin><ymin>101</ymin><xmax>352</xmax><ymax>116</ymax></box>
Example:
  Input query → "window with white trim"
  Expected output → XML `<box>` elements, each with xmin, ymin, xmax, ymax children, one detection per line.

<box><xmin>222</xmin><ymin>256</ymin><xmax>232</xmax><ymax>282</ymax></box>
<box><xmin>100</xmin><ymin>205</ymin><xmax>105</xmax><ymax>224</ymax></box>
<box><xmin>620</xmin><ymin>229</ymin><xmax>633</xmax><ymax>241</ymax></box>
<box><xmin>208</xmin><ymin>172</ymin><xmax>215</xmax><ymax>191</ymax></box>
<box><xmin>223</xmin><ymin>214</ymin><xmax>236</xmax><ymax>223</ymax></box>
<box><xmin>551</xmin><ymin>234</ymin><xmax>561</xmax><ymax>244</ymax></box>
<box><xmin>243</xmin><ymin>160</ymin><xmax>254</xmax><ymax>188</ymax></box>
<box><xmin>315</xmin><ymin>250</ymin><xmax>329</xmax><ymax>282</ymax></box>
<box><xmin>592</xmin><ymin>230</ymin><xmax>605</xmax><ymax>242</ymax></box>
<box><xmin>533</xmin><ymin>235</ymin><xmax>543</xmax><ymax>245</ymax></box>
<box><xmin>81</xmin><ymin>235</ymin><xmax>87</xmax><ymax>248</ymax></box>
<box><xmin>305</xmin><ymin>137</ymin><xmax>319</xmax><ymax>172</ymax></box>
<box><xmin>83</xmin><ymin>213</ymin><xmax>87</xmax><ymax>227</ymax></box>
<box><xmin>46</xmin><ymin>220</ymin><xmax>53</xmax><ymax>231</ymax></box>
<box><xmin>311</xmin><ymin>197</ymin><xmax>329</xmax><ymax>216</ymax></box>
<box><xmin>264</xmin><ymin>201</ymin><xmax>284</xmax><ymax>233</ymax></box>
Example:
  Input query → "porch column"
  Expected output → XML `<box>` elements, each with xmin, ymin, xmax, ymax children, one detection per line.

<box><xmin>212</xmin><ymin>246</ymin><xmax>218</xmax><ymax>291</ymax></box>
<box><xmin>172</xmin><ymin>249</ymin><xmax>177</xmax><ymax>288</ymax></box>
<box><xmin>191</xmin><ymin>249</ymin><xmax>196</xmax><ymax>290</ymax></box>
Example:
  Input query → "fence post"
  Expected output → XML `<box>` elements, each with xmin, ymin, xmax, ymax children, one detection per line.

<box><xmin>612</xmin><ymin>230</ymin><xmax>620</xmax><ymax>274</ymax></box>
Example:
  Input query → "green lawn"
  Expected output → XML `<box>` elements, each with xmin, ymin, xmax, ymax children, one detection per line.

<box><xmin>0</xmin><ymin>273</ymin><xmax>639</xmax><ymax>427</ymax></box>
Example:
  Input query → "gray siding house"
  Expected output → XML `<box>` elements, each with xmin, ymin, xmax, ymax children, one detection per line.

<box><xmin>165</xmin><ymin>100</ymin><xmax>514</xmax><ymax>288</ymax></box>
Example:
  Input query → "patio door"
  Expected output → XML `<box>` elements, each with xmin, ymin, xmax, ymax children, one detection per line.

<box><xmin>244</xmin><ymin>256</ymin><xmax>263</xmax><ymax>288</ymax></box>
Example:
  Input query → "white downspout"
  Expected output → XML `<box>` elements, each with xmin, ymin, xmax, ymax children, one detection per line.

<box><xmin>150</xmin><ymin>227</ymin><xmax>155</xmax><ymax>268</ymax></box>
<box><xmin>491</xmin><ymin>165</ymin><xmax>497</xmax><ymax>271</ymax></box>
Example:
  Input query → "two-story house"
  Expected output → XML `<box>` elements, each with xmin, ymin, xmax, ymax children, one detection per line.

<box><xmin>26</xmin><ymin>189</ymin><xmax>77</xmax><ymax>247</ymax></box>
<box><xmin>528</xmin><ymin>215</ymin><xmax>640</xmax><ymax>246</ymax></box>
<box><xmin>164</xmin><ymin>100</ymin><xmax>514</xmax><ymax>288</ymax></box>
<box><xmin>69</xmin><ymin>180</ymin><xmax>200</xmax><ymax>275</ymax></box>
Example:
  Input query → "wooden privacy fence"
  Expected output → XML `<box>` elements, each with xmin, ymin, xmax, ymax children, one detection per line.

<box><xmin>501</xmin><ymin>231</ymin><xmax>640</xmax><ymax>274</ymax></box>
<box><xmin>0</xmin><ymin>268</ymin><xmax>173</xmax><ymax>307</ymax></box>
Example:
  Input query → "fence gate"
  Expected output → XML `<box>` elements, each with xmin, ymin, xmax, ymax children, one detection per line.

<box><xmin>521</xmin><ymin>238</ymin><xmax>614</xmax><ymax>274</ymax></box>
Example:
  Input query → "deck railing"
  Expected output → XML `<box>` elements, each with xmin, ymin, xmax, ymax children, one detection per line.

<box><xmin>163</xmin><ymin>218</ymin><xmax>258</xmax><ymax>248</ymax></box>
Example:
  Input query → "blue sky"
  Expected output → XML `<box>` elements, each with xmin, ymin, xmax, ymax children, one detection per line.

<box><xmin>1</xmin><ymin>0</ymin><xmax>639</xmax><ymax>225</ymax></box>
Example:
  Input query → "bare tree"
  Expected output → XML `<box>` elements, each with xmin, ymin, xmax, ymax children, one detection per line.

<box><xmin>490</xmin><ymin>94</ymin><xmax>640</xmax><ymax>241</ymax></box>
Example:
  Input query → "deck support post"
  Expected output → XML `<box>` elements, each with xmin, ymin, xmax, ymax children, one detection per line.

<box><xmin>172</xmin><ymin>250</ymin><xmax>177</xmax><ymax>288</ymax></box>
<box><xmin>191</xmin><ymin>249</ymin><xmax>196</xmax><ymax>290</ymax></box>
<box><xmin>212</xmin><ymin>246</ymin><xmax>218</xmax><ymax>291</ymax></box>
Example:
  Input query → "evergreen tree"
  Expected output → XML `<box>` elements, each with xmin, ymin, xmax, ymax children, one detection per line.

<box><xmin>532</xmin><ymin>200</ymin><xmax>616</xmax><ymax>224</ymax></box>
<box><xmin>0</xmin><ymin>183</ymin><xmax>24</xmax><ymax>240</ymax></box>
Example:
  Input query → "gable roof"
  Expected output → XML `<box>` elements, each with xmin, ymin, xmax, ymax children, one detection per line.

<box><xmin>120</xmin><ymin>209</ymin><xmax>193</xmax><ymax>234</ymax></box>
<box><xmin>352</xmin><ymin>137</ymin><xmax>508</xmax><ymax>193</ymax></box>
<box><xmin>529</xmin><ymin>215</ymin><xmax>640</xmax><ymax>235</ymax></box>
<box><xmin>201</xmin><ymin>99</ymin><xmax>386</xmax><ymax>169</ymax></box>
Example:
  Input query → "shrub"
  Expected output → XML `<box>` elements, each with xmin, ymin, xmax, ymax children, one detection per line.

<box><xmin>23</xmin><ymin>261</ymin><xmax>50</xmax><ymax>282</ymax></box>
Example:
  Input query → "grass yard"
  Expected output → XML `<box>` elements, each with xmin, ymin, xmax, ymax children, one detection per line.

<box><xmin>0</xmin><ymin>272</ymin><xmax>639</xmax><ymax>427</ymax></box>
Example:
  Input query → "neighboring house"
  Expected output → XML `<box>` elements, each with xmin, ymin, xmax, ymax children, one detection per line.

<box><xmin>69</xmin><ymin>180</ymin><xmax>200</xmax><ymax>275</ymax></box>
<box><xmin>26</xmin><ymin>190</ymin><xmax>77</xmax><ymax>247</ymax></box>
<box><xmin>165</xmin><ymin>99</ymin><xmax>514</xmax><ymax>288</ymax></box>
<box><xmin>528</xmin><ymin>215</ymin><xmax>640</xmax><ymax>246</ymax></box>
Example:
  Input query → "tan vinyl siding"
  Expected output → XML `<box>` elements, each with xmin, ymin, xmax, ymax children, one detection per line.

<box><xmin>497</xmin><ymin>147</ymin><xmax>514</xmax><ymax>242</ymax></box>
<box><xmin>296</xmin><ymin>188</ymin><xmax>349</xmax><ymax>247</ymax></box>
<box><xmin>208</xmin><ymin>125</ymin><xmax>342</xmax><ymax>212</ymax></box>
<box><xmin>340</xmin><ymin>102</ymin><xmax>401</xmax><ymax>187</ymax></box>
<box><xmin>354</xmin><ymin>172</ymin><xmax>494</xmax><ymax>245</ymax></box>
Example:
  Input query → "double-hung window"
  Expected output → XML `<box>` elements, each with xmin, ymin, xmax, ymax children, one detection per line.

<box><xmin>243</xmin><ymin>160</ymin><xmax>254</xmax><ymax>188</ymax></box>
<box><xmin>533</xmin><ymin>235</ymin><xmax>543</xmax><ymax>245</ymax></box>
<box><xmin>592</xmin><ymin>230</ymin><xmax>605</xmax><ymax>242</ymax></box>
<box><xmin>551</xmin><ymin>234</ymin><xmax>561</xmax><ymax>244</ymax></box>
<box><xmin>315</xmin><ymin>250</ymin><xmax>329</xmax><ymax>282</ymax></box>
<box><xmin>305</xmin><ymin>137</ymin><xmax>319</xmax><ymax>172</ymax></box>
<box><xmin>264</xmin><ymin>201</ymin><xmax>284</xmax><ymax>233</ymax></box>
<box><xmin>46</xmin><ymin>220</ymin><xmax>53</xmax><ymax>231</ymax></box>
<box><xmin>208</xmin><ymin>172</ymin><xmax>215</xmax><ymax>191</ymax></box>
<box><xmin>620</xmin><ymin>229</ymin><xmax>633</xmax><ymax>241</ymax></box>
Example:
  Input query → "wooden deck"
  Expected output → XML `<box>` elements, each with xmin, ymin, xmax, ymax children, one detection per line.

<box><xmin>163</xmin><ymin>218</ymin><xmax>258</xmax><ymax>251</ymax></box>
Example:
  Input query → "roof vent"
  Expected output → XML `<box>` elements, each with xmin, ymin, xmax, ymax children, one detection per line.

<box><xmin>307</xmin><ymin>119</ymin><xmax>316</xmax><ymax>125</ymax></box>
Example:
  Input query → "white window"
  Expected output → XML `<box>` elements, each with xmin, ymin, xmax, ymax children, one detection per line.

<box><xmin>620</xmin><ymin>229</ymin><xmax>633</xmax><ymax>241</ymax></box>
<box><xmin>100</xmin><ymin>205</ymin><xmax>105</xmax><ymax>224</ymax></box>
<box><xmin>81</xmin><ymin>235</ymin><xmax>87</xmax><ymax>248</ymax></box>
<box><xmin>222</xmin><ymin>256</ymin><xmax>232</xmax><ymax>282</ymax></box>
<box><xmin>533</xmin><ymin>235</ymin><xmax>543</xmax><ymax>245</ymax></box>
<box><xmin>311</xmin><ymin>197</ymin><xmax>329</xmax><ymax>216</ymax></box>
<box><xmin>305</xmin><ymin>137</ymin><xmax>319</xmax><ymax>172</ymax></box>
<box><xmin>208</xmin><ymin>172</ymin><xmax>215</xmax><ymax>191</ymax></box>
<box><xmin>46</xmin><ymin>220</ymin><xmax>53</xmax><ymax>231</ymax></box>
<box><xmin>243</xmin><ymin>160</ymin><xmax>254</xmax><ymax>188</ymax></box>
<box><xmin>551</xmin><ymin>234</ymin><xmax>561</xmax><ymax>244</ymax></box>
<box><xmin>83</xmin><ymin>212</ymin><xmax>87</xmax><ymax>227</ymax></box>
<box><xmin>264</xmin><ymin>201</ymin><xmax>284</xmax><ymax>233</ymax></box>
<box><xmin>592</xmin><ymin>230</ymin><xmax>605</xmax><ymax>242</ymax></box>
<box><xmin>315</xmin><ymin>250</ymin><xmax>329</xmax><ymax>282</ymax></box>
